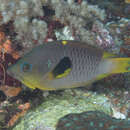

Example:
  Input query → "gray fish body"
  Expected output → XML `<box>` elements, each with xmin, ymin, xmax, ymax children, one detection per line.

<box><xmin>45</xmin><ymin>43</ymin><xmax>101</xmax><ymax>89</ymax></box>
<box><xmin>7</xmin><ymin>41</ymin><xmax>113</xmax><ymax>90</ymax></box>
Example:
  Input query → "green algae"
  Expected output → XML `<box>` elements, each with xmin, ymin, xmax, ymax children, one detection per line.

<box><xmin>13</xmin><ymin>89</ymin><xmax>113</xmax><ymax>130</ymax></box>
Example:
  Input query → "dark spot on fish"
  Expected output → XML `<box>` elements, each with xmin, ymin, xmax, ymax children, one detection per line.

<box><xmin>52</xmin><ymin>57</ymin><xmax>72</xmax><ymax>78</ymax></box>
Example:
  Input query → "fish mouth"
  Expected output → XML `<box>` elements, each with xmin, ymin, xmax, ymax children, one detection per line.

<box><xmin>7</xmin><ymin>68</ymin><xmax>35</xmax><ymax>89</ymax></box>
<box><xmin>19</xmin><ymin>75</ymin><xmax>37</xmax><ymax>89</ymax></box>
<box><xmin>7</xmin><ymin>69</ymin><xmax>17</xmax><ymax>79</ymax></box>
<box><xmin>22</xmin><ymin>79</ymin><xmax>36</xmax><ymax>89</ymax></box>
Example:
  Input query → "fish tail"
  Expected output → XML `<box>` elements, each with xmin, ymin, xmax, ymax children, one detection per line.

<box><xmin>109</xmin><ymin>58</ymin><xmax>130</xmax><ymax>74</ymax></box>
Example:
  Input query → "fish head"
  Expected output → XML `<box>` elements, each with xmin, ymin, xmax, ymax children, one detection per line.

<box><xmin>7</xmin><ymin>45</ymin><xmax>55</xmax><ymax>89</ymax></box>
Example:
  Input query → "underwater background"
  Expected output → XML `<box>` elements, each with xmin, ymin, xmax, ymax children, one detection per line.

<box><xmin>0</xmin><ymin>0</ymin><xmax>130</xmax><ymax>129</ymax></box>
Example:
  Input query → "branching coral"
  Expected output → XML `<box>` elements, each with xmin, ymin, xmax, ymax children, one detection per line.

<box><xmin>47</xmin><ymin>0</ymin><xmax>107</xmax><ymax>45</ymax></box>
<box><xmin>0</xmin><ymin>0</ymin><xmax>44</xmax><ymax>23</ymax></box>
<box><xmin>0</xmin><ymin>0</ymin><xmax>109</xmax><ymax>48</ymax></box>
<box><xmin>92</xmin><ymin>21</ymin><xmax>114</xmax><ymax>48</ymax></box>
<box><xmin>0</xmin><ymin>0</ymin><xmax>127</xmax><ymax>50</ymax></box>
<box><xmin>0</xmin><ymin>28</ymin><xmax>21</xmax><ymax>88</ymax></box>
<box><xmin>0</xmin><ymin>0</ymin><xmax>47</xmax><ymax>48</ymax></box>
<box><xmin>43</xmin><ymin>0</ymin><xmax>116</xmax><ymax>49</ymax></box>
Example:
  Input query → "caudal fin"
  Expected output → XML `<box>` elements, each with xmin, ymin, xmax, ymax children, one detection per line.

<box><xmin>109</xmin><ymin>58</ymin><xmax>130</xmax><ymax>74</ymax></box>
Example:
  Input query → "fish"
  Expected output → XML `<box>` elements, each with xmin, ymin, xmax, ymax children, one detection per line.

<box><xmin>56</xmin><ymin>111</ymin><xmax>130</xmax><ymax>130</ymax></box>
<box><xmin>7</xmin><ymin>40</ymin><xmax>130</xmax><ymax>90</ymax></box>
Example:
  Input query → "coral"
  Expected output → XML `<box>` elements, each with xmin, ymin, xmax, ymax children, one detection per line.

<box><xmin>48</xmin><ymin>0</ymin><xmax>106</xmax><ymax>45</ymax></box>
<box><xmin>0</xmin><ymin>0</ymin><xmax>47</xmax><ymax>48</ymax></box>
<box><xmin>15</xmin><ymin>18</ymin><xmax>47</xmax><ymax>46</ymax></box>
<box><xmin>7</xmin><ymin>102</ymin><xmax>30</xmax><ymax>127</ymax></box>
<box><xmin>0</xmin><ymin>0</ymin><xmax>44</xmax><ymax>24</ymax></box>
<box><xmin>13</xmin><ymin>89</ymin><xmax>113</xmax><ymax>130</ymax></box>
<box><xmin>106</xmin><ymin>18</ymin><xmax>130</xmax><ymax>53</ymax></box>
<box><xmin>0</xmin><ymin>36</ymin><xmax>20</xmax><ymax>60</ymax></box>
<box><xmin>0</xmin><ymin>0</ymin><xmax>108</xmax><ymax>47</ymax></box>
<box><xmin>92</xmin><ymin>20</ymin><xmax>114</xmax><ymax>49</ymax></box>
<box><xmin>55</xmin><ymin>26</ymin><xmax>74</xmax><ymax>40</ymax></box>
<box><xmin>87</xmin><ymin>0</ymin><xmax>128</xmax><ymax>19</ymax></box>
<box><xmin>56</xmin><ymin>111</ymin><xmax>130</xmax><ymax>130</ymax></box>
<box><xmin>0</xmin><ymin>28</ymin><xmax>21</xmax><ymax>88</ymax></box>
<box><xmin>0</xmin><ymin>0</ymin><xmax>126</xmax><ymax>51</ymax></box>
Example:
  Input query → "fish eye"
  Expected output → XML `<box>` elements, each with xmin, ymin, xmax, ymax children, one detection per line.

<box><xmin>20</xmin><ymin>62</ymin><xmax>32</xmax><ymax>72</ymax></box>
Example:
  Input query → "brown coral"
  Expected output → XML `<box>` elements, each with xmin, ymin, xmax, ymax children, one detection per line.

<box><xmin>7</xmin><ymin>102</ymin><xmax>30</xmax><ymax>127</ymax></box>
